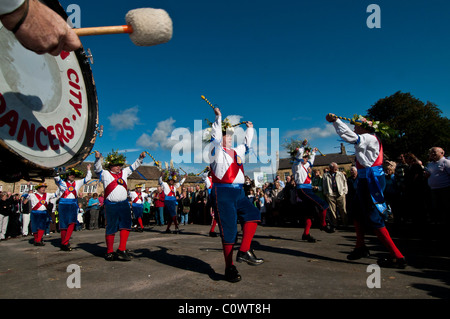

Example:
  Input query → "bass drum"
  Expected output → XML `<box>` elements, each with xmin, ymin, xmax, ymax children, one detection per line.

<box><xmin>0</xmin><ymin>0</ymin><xmax>98</xmax><ymax>182</ymax></box>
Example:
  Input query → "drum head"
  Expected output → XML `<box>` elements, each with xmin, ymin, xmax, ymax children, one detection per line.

<box><xmin>0</xmin><ymin>0</ymin><xmax>98</xmax><ymax>182</ymax></box>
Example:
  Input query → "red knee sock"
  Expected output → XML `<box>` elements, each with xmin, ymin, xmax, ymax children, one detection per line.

<box><xmin>62</xmin><ymin>223</ymin><xmax>75</xmax><ymax>245</ymax></box>
<box><xmin>374</xmin><ymin>227</ymin><xmax>404</xmax><ymax>259</ymax></box>
<box><xmin>354</xmin><ymin>221</ymin><xmax>365</xmax><ymax>248</ymax></box>
<box><xmin>105</xmin><ymin>234</ymin><xmax>115</xmax><ymax>253</ymax></box>
<box><xmin>240</xmin><ymin>222</ymin><xmax>257</xmax><ymax>253</ymax></box>
<box><xmin>210</xmin><ymin>219</ymin><xmax>217</xmax><ymax>232</ymax></box>
<box><xmin>34</xmin><ymin>230</ymin><xmax>44</xmax><ymax>243</ymax></box>
<box><xmin>304</xmin><ymin>218</ymin><xmax>312</xmax><ymax>235</ymax></box>
<box><xmin>320</xmin><ymin>209</ymin><xmax>327</xmax><ymax>227</ymax></box>
<box><xmin>223</xmin><ymin>244</ymin><xmax>234</xmax><ymax>267</ymax></box>
<box><xmin>60</xmin><ymin>229</ymin><xmax>67</xmax><ymax>243</ymax></box>
<box><xmin>138</xmin><ymin>218</ymin><xmax>143</xmax><ymax>229</ymax></box>
<box><xmin>118</xmin><ymin>230</ymin><xmax>130</xmax><ymax>251</ymax></box>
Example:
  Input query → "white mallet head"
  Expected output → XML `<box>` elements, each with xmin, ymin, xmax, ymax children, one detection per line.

<box><xmin>125</xmin><ymin>8</ymin><xmax>173</xmax><ymax>47</ymax></box>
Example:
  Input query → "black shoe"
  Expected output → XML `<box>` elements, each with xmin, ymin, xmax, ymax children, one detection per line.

<box><xmin>302</xmin><ymin>234</ymin><xmax>316</xmax><ymax>243</ymax></box>
<box><xmin>34</xmin><ymin>241</ymin><xmax>45</xmax><ymax>246</ymax></box>
<box><xmin>347</xmin><ymin>246</ymin><xmax>370</xmax><ymax>260</ymax></box>
<box><xmin>236</xmin><ymin>249</ymin><xmax>264</xmax><ymax>266</ymax></box>
<box><xmin>61</xmin><ymin>244</ymin><xmax>72</xmax><ymax>251</ymax></box>
<box><xmin>164</xmin><ymin>229</ymin><xmax>172</xmax><ymax>234</ymax></box>
<box><xmin>104</xmin><ymin>252</ymin><xmax>116</xmax><ymax>261</ymax></box>
<box><xmin>377</xmin><ymin>257</ymin><xmax>407</xmax><ymax>269</ymax></box>
<box><xmin>116</xmin><ymin>249</ymin><xmax>132</xmax><ymax>261</ymax></box>
<box><xmin>225</xmin><ymin>265</ymin><xmax>242</xmax><ymax>283</ymax></box>
<box><xmin>319</xmin><ymin>224</ymin><xmax>335</xmax><ymax>233</ymax></box>
<box><xmin>209</xmin><ymin>232</ymin><xmax>218</xmax><ymax>237</ymax></box>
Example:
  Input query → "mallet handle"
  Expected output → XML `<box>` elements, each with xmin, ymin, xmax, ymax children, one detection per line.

<box><xmin>74</xmin><ymin>25</ymin><xmax>133</xmax><ymax>37</ymax></box>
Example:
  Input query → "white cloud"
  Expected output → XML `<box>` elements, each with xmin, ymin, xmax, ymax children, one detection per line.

<box><xmin>136</xmin><ymin>117</ymin><xmax>176</xmax><ymax>150</ymax></box>
<box><xmin>284</xmin><ymin>123</ymin><xmax>337</xmax><ymax>140</ymax></box>
<box><xmin>108</xmin><ymin>106</ymin><xmax>141</xmax><ymax>131</ymax></box>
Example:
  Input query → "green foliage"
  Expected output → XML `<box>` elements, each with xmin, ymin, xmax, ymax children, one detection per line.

<box><xmin>366</xmin><ymin>91</ymin><xmax>450</xmax><ymax>161</ymax></box>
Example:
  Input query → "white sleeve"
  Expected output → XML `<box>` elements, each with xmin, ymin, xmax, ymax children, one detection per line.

<box><xmin>0</xmin><ymin>0</ymin><xmax>25</xmax><ymax>15</ymax></box>
<box><xmin>332</xmin><ymin>119</ymin><xmax>359</xmax><ymax>144</ymax></box>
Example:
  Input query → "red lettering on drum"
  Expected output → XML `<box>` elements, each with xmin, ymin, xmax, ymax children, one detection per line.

<box><xmin>36</xmin><ymin>126</ymin><xmax>48</xmax><ymax>151</ymax></box>
<box><xmin>17</xmin><ymin>119</ymin><xmax>36</xmax><ymax>148</ymax></box>
<box><xmin>0</xmin><ymin>110</ymin><xmax>19</xmax><ymax>136</ymax></box>
<box><xmin>46</xmin><ymin>125</ymin><xmax>59</xmax><ymax>151</ymax></box>
<box><xmin>0</xmin><ymin>93</ymin><xmax>6</xmax><ymax>114</ymax></box>
<box><xmin>63</xmin><ymin>117</ymin><xmax>74</xmax><ymax>139</ymax></box>
<box><xmin>67</xmin><ymin>69</ymin><xmax>83</xmax><ymax>118</ymax></box>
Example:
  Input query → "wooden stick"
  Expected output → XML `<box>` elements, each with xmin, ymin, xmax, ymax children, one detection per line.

<box><xmin>74</xmin><ymin>25</ymin><xmax>133</xmax><ymax>37</ymax></box>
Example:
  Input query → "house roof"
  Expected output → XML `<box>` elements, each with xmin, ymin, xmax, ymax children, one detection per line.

<box><xmin>278</xmin><ymin>153</ymin><xmax>355</xmax><ymax>170</ymax></box>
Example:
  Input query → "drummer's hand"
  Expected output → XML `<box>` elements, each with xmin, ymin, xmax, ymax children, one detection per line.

<box><xmin>0</xmin><ymin>0</ymin><xmax>82</xmax><ymax>56</ymax></box>
<box><xmin>94</xmin><ymin>151</ymin><xmax>101</xmax><ymax>159</ymax></box>
<box><xmin>86</xmin><ymin>164</ymin><xmax>91</xmax><ymax>170</ymax></box>
<box><xmin>326</xmin><ymin>113</ymin><xmax>337</xmax><ymax>123</ymax></box>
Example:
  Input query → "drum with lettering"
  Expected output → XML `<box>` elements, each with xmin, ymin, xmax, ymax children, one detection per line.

<box><xmin>0</xmin><ymin>0</ymin><xmax>98</xmax><ymax>182</ymax></box>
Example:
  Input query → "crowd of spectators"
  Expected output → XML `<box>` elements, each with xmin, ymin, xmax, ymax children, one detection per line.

<box><xmin>0</xmin><ymin>147</ymin><xmax>448</xmax><ymax>241</ymax></box>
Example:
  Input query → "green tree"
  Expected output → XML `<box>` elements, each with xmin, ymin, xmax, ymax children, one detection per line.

<box><xmin>366</xmin><ymin>91</ymin><xmax>450</xmax><ymax>161</ymax></box>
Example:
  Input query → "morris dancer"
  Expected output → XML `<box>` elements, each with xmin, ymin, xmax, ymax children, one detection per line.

<box><xmin>54</xmin><ymin>166</ymin><xmax>91</xmax><ymax>251</ymax></box>
<box><xmin>95</xmin><ymin>150</ymin><xmax>146</xmax><ymax>261</ymax></box>
<box><xmin>208</xmin><ymin>107</ymin><xmax>263</xmax><ymax>283</ymax></box>
<box><xmin>292</xmin><ymin>140</ymin><xmax>333</xmax><ymax>243</ymax></box>
<box><xmin>129</xmin><ymin>184</ymin><xmax>148</xmax><ymax>232</ymax></box>
<box><xmin>326</xmin><ymin>113</ymin><xmax>406</xmax><ymax>268</ymax></box>
<box><xmin>24</xmin><ymin>183</ymin><xmax>59</xmax><ymax>246</ymax></box>
<box><xmin>159</xmin><ymin>167</ymin><xmax>187</xmax><ymax>234</ymax></box>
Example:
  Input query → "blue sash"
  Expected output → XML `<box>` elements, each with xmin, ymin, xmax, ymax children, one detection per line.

<box><xmin>357</xmin><ymin>166</ymin><xmax>391</xmax><ymax>221</ymax></box>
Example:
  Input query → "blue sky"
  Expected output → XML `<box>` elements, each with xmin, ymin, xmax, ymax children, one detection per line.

<box><xmin>64</xmin><ymin>0</ymin><xmax>450</xmax><ymax>176</ymax></box>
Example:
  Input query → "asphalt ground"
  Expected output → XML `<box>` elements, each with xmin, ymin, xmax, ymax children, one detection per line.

<box><xmin>0</xmin><ymin>221</ymin><xmax>448</xmax><ymax>315</ymax></box>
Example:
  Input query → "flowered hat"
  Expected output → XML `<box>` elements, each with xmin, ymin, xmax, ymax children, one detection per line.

<box><xmin>351</xmin><ymin>114</ymin><xmax>396</xmax><ymax>138</ymax></box>
<box><xmin>62</xmin><ymin>168</ymin><xmax>84</xmax><ymax>178</ymax></box>
<box><xmin>283</xmin><ymin>138</ymin><xmax>311</xmax><ymax>159</ymax></box>
<box><xmin>35</xmin><ymin>183</ymin><xmax>48</xmax><ymax>190</ymax></box>
<box><xmin>162</xmin><ymin>160</ymin><xmax>180</xmax><ymax>182</ymax></box>
<box><xmin>104</xmin><ymin>150</ymin><xmax>126</xmax><ymax>168</ymax></box>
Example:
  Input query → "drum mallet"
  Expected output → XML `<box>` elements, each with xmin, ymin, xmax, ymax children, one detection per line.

<box><xmin>74</xmin><ymin>8</ymin><xmax>173</xmax><ymax>47</ymax></box>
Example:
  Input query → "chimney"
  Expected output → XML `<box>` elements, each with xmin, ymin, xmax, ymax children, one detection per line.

<box><xmin>340</xmin><ymin>143</ymin><xmax>346</xmax><ymax>155</ymax></box>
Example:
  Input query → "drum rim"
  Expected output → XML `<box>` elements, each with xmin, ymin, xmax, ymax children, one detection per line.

<box><xmin>0</xmin><ymin>0</ymin><xmax>98</xmax><ymax>181</ymax></box>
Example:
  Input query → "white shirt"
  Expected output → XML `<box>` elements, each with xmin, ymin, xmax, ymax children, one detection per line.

<box><xmin>95</xmin><ymin>156</ymin><xmax>143</xmax><ymax>202</ymax></box>
<box><xmin>332</xmin><ymin>119</ymin><xmax>381</xmax><ymax>168</ymax></box>
<box><xmin>54</xmin><ymin>170</ymin><xmax>92</xmax><ymax>199</ymax></box>
<box><xmin>129</xmin><ymin>191</ymin><xmax>149</xmax><ymax>205</ymax></box>
<box><xmin>158</xmin><ymin>177</ymin><xmax>185</xmax><ymax>197</ymax></box>
<box><xmin>28</xmin><ymin>192</ymin><xmax>58</xmax><ymax>212</ymax></box>
<box><xmin>292</xmin><ymin>146</ymin><xmax>316</xmax><ymax>185</ymax></box>
<box><xmin>0</xmin><ymin>0</ymin><xmax>25</xmax><ymax>15</ymax></box>
<box><xmin>209</xmin><ymin>114</ymin><xmax>253</xmax><ymax>184</ymax></box>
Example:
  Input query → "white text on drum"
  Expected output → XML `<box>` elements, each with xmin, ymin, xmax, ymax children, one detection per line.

<box><xmin>0</xmin><ymin>67</ymin><xmax>84</xmax><ymax>152</ymax></box>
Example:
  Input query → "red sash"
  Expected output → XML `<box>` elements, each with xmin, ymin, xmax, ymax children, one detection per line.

<box><xmin>62</xmin><ymin>181</ymin><xmax>77</xmax><ymax>198</ymax></box>
<box><xmin>211</xmin><ymin>149</ymin><xmax>244</xmax><ymax>184</ymax></box>
<box><xmin>133</xmin><ymin>192</ymin><xmax>142</xmax><ymax>203</ymax></box>
<box><xmin>104</xmin><ymin>171</ymin><xmax>127</xmax><ymax>199</ymax></box>
<box><xmin>167</xmin><ymin>186</ymin><xmax>176</xmax><ymax>197</ymax></box>
<box><xmin>356</xmin><ymin>136</ymin><xmax>384</xmax><ymax>169</ymax></box>
<box><xmin>32</xmin><ymin>193</ymin><xmax>48</xmax><ymax>211</ymax></box>
<box><xmin>302</xmin><ymin>165</ymin><xmax>312</xmax><ymax>184</ymax></box>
